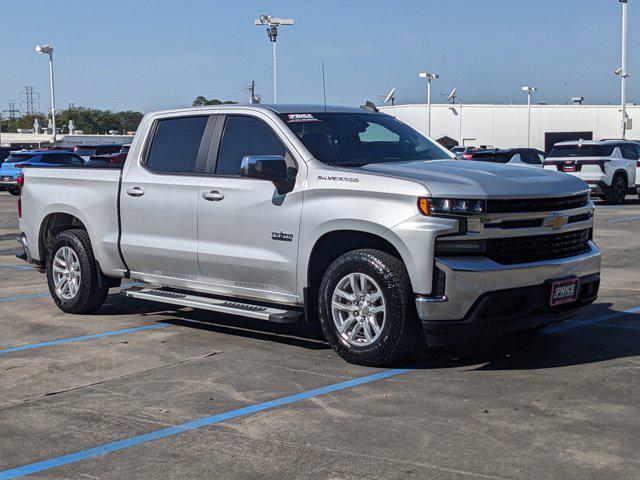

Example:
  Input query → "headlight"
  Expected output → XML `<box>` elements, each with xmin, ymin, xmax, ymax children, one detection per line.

<box><xmin>418</xmin><ymin>197</ymin><xmax>486</xmax><ymax>216</ymax></box>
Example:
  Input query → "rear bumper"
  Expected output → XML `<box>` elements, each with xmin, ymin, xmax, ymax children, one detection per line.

<box><xmin>415</xmin><ymin>242</ymin><xmax>601</xmax><ymax>345</ymax></box>
<box><xmin>16</xmin><ymin>232</ymin><xmax>44</xmax><ymax>270</ymax></box>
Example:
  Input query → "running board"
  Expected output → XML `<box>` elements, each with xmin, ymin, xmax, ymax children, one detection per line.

<box><xmin>124</xmin><ymin>288</ymin><xmax>304</xmax><ymax>323</ymax></box>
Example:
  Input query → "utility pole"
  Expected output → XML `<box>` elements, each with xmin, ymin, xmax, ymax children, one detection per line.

<box><xmin>245</xmin><ymin>80</ymin><xmax>260</xmax><ymax>104</ymax></box>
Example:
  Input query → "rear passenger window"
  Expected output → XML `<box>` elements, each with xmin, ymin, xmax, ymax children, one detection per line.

<box><xmin>216</xmin><ymin>116</ymin><xmax>285</xmax><ymax>175</ymax></box>
<box><xmin>146</xmin><ymin>116</ymin><xmax>208</xmax><ymax>174</ymax></box>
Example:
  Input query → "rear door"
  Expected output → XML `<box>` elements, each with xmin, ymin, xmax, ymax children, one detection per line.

<box><xmin>120</xmin><ymin>114</ymin><xmax>214</xmax><ymax>282</ymax></box>
<box><xmin>196</xmin><ymin>113</ymin><xmax>303</xmax><ymax>304</ymax></box>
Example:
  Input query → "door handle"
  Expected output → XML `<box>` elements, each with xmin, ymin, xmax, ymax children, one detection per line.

<box><xmin>202</xmin><ymin>191</ymin><xmax>225</xmax><ymax>202</ymax></box>
<box><xmin>125</xmin><ymin>187</ymin><xmax>145</xmax><ymax>197</ymax></box>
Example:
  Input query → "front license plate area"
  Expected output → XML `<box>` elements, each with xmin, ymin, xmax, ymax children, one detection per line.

<box><xmin>563</xmin><ymin>164</ymin><xmax>576</xmax><ymax>172</ymax></box>
<box><xmin>549</xmin><ymin>277</ymin><xmax>580</xmax><ymax>306</ymax></box>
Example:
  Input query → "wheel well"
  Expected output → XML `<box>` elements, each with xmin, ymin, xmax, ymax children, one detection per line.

<box><xmin>306</xmin><ymin>230</ymin><xmax>405</xmax><ymax>314</ymax></box>
<box><xmin>613</xmin><ymin>170</ymin><xmax>628</xmax><ymax>184</ymax></box>
<box><xmin>39</xmin><ymin>213</ymin><xmax>87</xmax><ymax>261</ymax></box>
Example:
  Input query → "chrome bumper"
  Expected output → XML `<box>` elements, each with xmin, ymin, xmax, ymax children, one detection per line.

<box><xmin>416</xmin><ymin>241</ymin><xmax>601</xmax><ymax>321</ymax></box>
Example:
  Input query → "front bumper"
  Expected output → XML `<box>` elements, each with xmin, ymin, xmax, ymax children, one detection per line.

<box><xmin>416</xmin><ymin>241</ymin><xmax>601</xmax><ymax>345</ymax></box>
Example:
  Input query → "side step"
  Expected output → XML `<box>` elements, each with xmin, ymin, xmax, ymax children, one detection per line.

<box><xmin>124</xmin><ymin>288</ymin><xmax>304</xmax><ymax>324</ymax></box>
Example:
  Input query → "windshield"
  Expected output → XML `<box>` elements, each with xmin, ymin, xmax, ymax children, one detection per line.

<box><xmin>279</xmin><ymin>112</ymin><xmax>451</xmax><ymax>166</ymax></box>
<box><xmin>548</xmin><ymin>144</ymin><xmax>615</xmax><ymax>158</ymax></box>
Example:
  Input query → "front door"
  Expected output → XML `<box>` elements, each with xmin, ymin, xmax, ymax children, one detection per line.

<box><xmin>120</xmin><ymin>114</ymin><xmax>213</xmax><ymax>282</ymax></box>
<box><xmin>197</xmin><ymin>114</ymin><xmax>303</xmax><ymax>304</ymax></box>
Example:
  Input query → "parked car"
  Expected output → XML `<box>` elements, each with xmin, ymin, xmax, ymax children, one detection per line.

<box><xmin>450</xmin><ymin>146</ymin><xmax>477</xmax><ymax>159</ymax></box>
<box><xmin>0</xmin><ymin>151</ymin><xmax>84</xmax><ymax>195</ymax></box>
<box><xmin>544</xmin><ymin>140</ymin><xmax>639</xmax><ymax>204</ymax></box>
<box><xmin>470</xmin><ymin>148</ymin><xmax>546</xmax><ymax>168</ymax></box>
<box><xmin>87</xmin><ymin>145</ymin><xmax>131</xmax><ymax>167</ymax></box>
<box><xmin>17</xmin><ymin>105</ymin><xmax>600</xmax><ymax>366</ymax></box>
<box><xmin>73</xmin><ymin>144</ymin><xmax>123</xmax><ymax>161</ymax></box>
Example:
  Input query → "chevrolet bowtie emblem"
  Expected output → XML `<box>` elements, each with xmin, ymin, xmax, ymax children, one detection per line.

<box><xmin>544</xmin><ymin>214</ymin><xmax>568</xmax><ymax>230</ymax></box>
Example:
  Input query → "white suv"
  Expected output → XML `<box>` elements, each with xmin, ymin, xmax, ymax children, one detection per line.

<box><xmin>544</xmin><ymin>140</ymin><xmax>640</xmax><ymax>204</ymax></box>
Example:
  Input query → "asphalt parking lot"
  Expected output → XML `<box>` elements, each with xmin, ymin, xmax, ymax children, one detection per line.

<box><xmin>0</xmin><ymin>192</ymin><xmax>639</xmax><ymax>479</ymax></box>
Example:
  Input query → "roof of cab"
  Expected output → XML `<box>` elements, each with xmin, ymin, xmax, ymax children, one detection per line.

<box><xmin>149</xmin><ymin>104</ymin><xmax>375</xmax><ymax>116</ymax></box>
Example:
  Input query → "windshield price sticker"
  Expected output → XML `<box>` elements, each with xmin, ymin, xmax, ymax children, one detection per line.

<box><xmin>287</xmin><ymin>113</ymin><xmax>321</xmax><ymax>123</ymax></box>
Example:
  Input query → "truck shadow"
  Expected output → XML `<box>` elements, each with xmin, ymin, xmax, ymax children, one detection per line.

<box><xmin>413</xmin><ymin>302</ymin><xmax>640</xmax><ymax>371</ymax></box>
<box><xmin>114</xmin><ymin>295</ymin><xmax>640</xmax><ymax>368</ymax></box>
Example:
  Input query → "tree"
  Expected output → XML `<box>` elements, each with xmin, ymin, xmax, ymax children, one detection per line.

<box><xmin>0</xmin><ymin>108</ymin><xmax>144</xmax><ymax>135</ymax></box>
<box><xmin>192</xmin><ymin>96</ymin><xmax>237</xmax><ymax>107</ymax></box>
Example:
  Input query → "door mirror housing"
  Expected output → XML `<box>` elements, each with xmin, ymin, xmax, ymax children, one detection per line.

<box><xmin>240</xmin><ymin>155</ymin><xmax>296</xmax><ymax>194</ymax></box>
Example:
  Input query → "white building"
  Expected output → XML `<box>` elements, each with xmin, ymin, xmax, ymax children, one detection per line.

<box><xmin>381</xmin><ymin>104</ymin><xmax>639</xmax><ymax>152</ymax></box>
<box><xmin>0</xmin><ymin>132</ymin><xmax>134</xmax><ymax>149</ymax></box>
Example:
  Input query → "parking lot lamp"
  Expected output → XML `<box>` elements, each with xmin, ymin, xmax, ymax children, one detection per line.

<box><xmin>419</xmin><ymin>72</ymin><xmax>439</xmax><ymax>136</ymax></box>
<box><xmin>617</xmin><ymin>0</ymin><xmax>629</xmax><ymax>139</ymax></box>
<box><xmin>255</xmin><ymin>15</ymin><xmax>294</xmax><ymax>103</ymax></box>
<box><xmin>35</xmin><ymin>44</ymin><xmax>57</xmax><ymax>144</ymax></box>
<box><xmin>522</xmin><ymin>85</ymin><xmax>537</xmax><ymax>147</ymax></box>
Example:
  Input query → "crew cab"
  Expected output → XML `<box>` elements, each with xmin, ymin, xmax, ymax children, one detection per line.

<box><xmin>16</xmin><ymin>105</ymin><xmax>601</xmax><ymax>366</ymax></box>
<box><xmin>544</xmin><ymin>140</ymin><xmax>639</xmax><ymax>204</ymax></box>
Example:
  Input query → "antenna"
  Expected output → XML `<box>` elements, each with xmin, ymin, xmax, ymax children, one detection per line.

<box><xmin>321</xmin><ymin>60</ymin><xmax>327</xmax><ymax>112</ymax></box>
<box><xmin>447</xmin><ymin>88</ymin><xmax>457</xmax><ymax>103</ymax></box>
<box><xmin>384</xmin><ymin>87</ymin><xmax>396</xmax><ymax>105</ymax></box>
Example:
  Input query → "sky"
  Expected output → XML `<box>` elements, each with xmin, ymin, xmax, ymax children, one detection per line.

<box><xmin>0</xmin><ymin>0</ymin><xmax>637</xmax><ymax>114</ymax></box>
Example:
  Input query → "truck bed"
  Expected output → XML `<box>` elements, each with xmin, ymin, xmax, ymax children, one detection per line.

<box><xmin>19</xmin><ymin>166</ymin><xmax>127</xmax><ymax>277</ymax></box>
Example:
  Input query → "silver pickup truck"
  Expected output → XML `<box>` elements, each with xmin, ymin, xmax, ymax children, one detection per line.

<box><xmin>16</xmin><ymin>105</ymin><xmax>601</xmax><ymax>366</ymax></box>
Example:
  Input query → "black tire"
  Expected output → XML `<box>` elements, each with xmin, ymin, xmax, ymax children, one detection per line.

<box><xmin>318</xmin><ymin>249</ymin><xmax>423</xmax><ymax>366</ymax></box>
<box><xmin>7</xmin><ymin>188</ymin><xmax>19</xmax><ymax>196</ymax></box>
<box><xmin>605</xmin><ymin>174</ymin><xmax>627</xmax><ymax>205</ymax></box>
<box><xmin>46</xmin><ymin>229</ymin><xmax>109</xmax><ymax>314</ymax></box>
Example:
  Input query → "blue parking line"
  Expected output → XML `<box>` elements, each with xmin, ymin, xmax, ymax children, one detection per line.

<box><xmin>0</xmin><ymin>292</ymin><xmax>50</xmax><ymax>303</ymax></box>
<box><xmin>0</xmin><ymin>283</ymin><xmax>143</xmax><ymax>303</ymax></box>
<box><xmin>0</xmin><ymin>323</ymin><xmax>170</xmax><ymax>356</ymax></box>
<box><xmin>0</xmin><ymin>368</ymin><xmax>411</xmax><ymax>479</ymax></box>
<box><xmin>0</xmin><ymin>264</ymin><xmax>34</xmax><ymax>271</ymax></box>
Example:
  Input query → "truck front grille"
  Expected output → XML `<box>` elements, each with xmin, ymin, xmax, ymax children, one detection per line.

<box><xmin>486</xmin><ymin>228</ymin><xmax>591</xmax><ymax>264</ymax></box>
<box><xmin>435</xmin><ymin>228</ymin><xmax>592</xmax><ymax>265</ymax></box>
<box><xmin>485</xmin><ymin>193</ymin><xmax>589</xmax><ymax>213</ymax></box>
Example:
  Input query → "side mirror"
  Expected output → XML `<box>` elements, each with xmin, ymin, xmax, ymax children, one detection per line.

<box><xmin>240</xmin><ymin>155</ymin><xmax>296</xmax><ymax>195</ymax></box>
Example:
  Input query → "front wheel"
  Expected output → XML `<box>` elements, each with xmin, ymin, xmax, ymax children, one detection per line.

<box><xmin>46</xmin><ymin>229</ymin><xmax>109</xmax><ymax>314</ymax></box>
<box><xmin>318</xmin><ymin>249</ymin><xmax>423</xmax><ymax>366</ymax></box>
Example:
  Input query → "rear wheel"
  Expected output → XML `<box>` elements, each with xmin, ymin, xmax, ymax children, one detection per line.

<box><xmin>318</xmin><ymin>249</ymin><xmax>423</xmax><ymax>366</ymax></box>
<box><xmin>46</xmin><ymin>229</ymin><xmax>109</xmax><ymax>314</ymax></box>
<box><xmin>605</xmin><ymin>174</ymin><xmax>627</xmax><ymax>205</ymax></box>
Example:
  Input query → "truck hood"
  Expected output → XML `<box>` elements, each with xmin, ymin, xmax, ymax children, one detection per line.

<box><xmin>358</xmin><ymin>159</ymin><xmax>589</xmax><ymax>198</ymax></box>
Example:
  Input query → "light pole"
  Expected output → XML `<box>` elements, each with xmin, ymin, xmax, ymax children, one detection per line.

<box><xmin>255</xmin><ymin>14</ymin><xmax>294</xmax><ymax>104</ymax></box>
<box><xmin>419</xmin><ymin>72</ymin><xmax>439</xmax><ymax>136</ymax></box>
<box><xmin>616</xmin><ymin>0</ymin><xmax>629</xmax><ymax>139</ymax></box>
<box><xmin>522</xmin><ymin>85</ymin><xmax>537</xmax><ymax>147</ymax></box>
<box><xmin>35</xmin><ymin>44</ymin><xmax>57</xmax><ymax>144</ymax></box>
